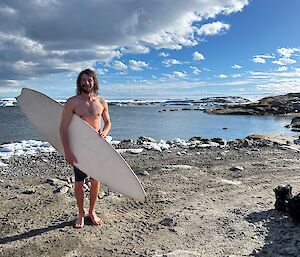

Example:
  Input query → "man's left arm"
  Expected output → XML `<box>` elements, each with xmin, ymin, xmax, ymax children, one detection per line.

<box><xmin>100</xmin><ymin>99</ymin><xmax>111</xmax><ymax>138</ymax></box>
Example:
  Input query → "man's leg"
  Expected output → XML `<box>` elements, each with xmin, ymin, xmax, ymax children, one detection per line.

<box><xmin>74</xmin><ymin>181</ymin><xmax>85</xmax><ymax>228</ymax></box>
<box><xmin>73</xmin><ymin>167</ymin><xmax>87</xmax><ymax>228</ymax></box>
<box><xmin>88</xmin><ymin>178</ymin><xmax>103</xmax><ymax>225</ymax></box>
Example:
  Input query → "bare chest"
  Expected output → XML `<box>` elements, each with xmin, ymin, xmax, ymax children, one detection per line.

<box><xmin>74</xmin><ymin>100</ymin><xmax>104</xmax><ymax>120</ymax></box>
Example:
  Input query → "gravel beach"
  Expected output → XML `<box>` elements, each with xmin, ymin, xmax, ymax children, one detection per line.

<box><xmin>0</xmin><ymin>134</ymin><xmax>300</xmax><ymax>257</ymax></box>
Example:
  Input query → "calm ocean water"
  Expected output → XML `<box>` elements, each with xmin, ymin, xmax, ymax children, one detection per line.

<box><xmin>0</xmin><ymin>106</ymin><xmax>296</xmax><ymax>144</ymax></box>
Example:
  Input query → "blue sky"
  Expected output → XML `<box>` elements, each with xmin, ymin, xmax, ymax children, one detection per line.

<box><xmin>0</xmin><ymin>0</ymin><xmax>300</xmax><ymax>100</ymax></box>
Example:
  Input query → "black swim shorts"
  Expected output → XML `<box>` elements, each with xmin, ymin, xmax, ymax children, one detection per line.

<box><xmin>74</xmin><ymin>166</ymin><xmax>88</xmax><ymax>182</ymax></box>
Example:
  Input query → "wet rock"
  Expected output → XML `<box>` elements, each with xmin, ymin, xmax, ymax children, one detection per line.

<box><xmin>287</xmin><ymin>117</ymin><xmax>300</xmax><ymax>130</ymax></box>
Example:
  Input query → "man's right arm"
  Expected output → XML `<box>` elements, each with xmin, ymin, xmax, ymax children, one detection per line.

<box><xmin>60</xmin><ymin>98</ymin><xmax>77</xmax><ymax>165</ymax></box>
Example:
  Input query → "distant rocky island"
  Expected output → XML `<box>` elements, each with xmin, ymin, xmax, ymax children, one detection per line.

<box><xmin>204</xmin><ymin>93</ymin><xmax>300</xmax><ymax>116</ymax></box>
<box><xmin>202</xmin><ymin>93</ymin><xmax>300</xmax><ymax>132</ymax></box>
<box><xmin>108</xmin><ymin>96</ymin><xmax>250</xmax><ymax>107</ymax></box>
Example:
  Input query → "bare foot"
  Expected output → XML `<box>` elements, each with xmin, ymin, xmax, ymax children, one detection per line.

<box><xmin>74</xmin><ymin>215</ymin><xmax>85</xmax><ymax>229</ymax></box>
<box><xmin>88</xmin><ymin>212</ymin><xmax>104</xmax><ymax>225</ymax></box>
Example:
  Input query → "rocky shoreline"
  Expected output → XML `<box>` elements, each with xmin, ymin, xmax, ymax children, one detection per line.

<box><xmin>1</xmin><ymin>134</ymin><xmax>300</xmax><ymax>256</ymax></box>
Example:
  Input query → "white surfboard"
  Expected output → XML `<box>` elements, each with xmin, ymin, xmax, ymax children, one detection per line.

<box><xmin>16</xmin><ymin>88</ymin><xmax>146</xmax><ymax>202</ymax></box>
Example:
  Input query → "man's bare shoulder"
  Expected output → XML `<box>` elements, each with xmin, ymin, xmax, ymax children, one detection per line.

<box><xmin>65</xmin><ymin>95</ymin><xmax>80</xmax><ymax>104</ymax></box>
<box><xmin>63</xmin><ymin>95</ymin><xmax>80</xmax><ymax>110</ymax></box>
<box><xmin>98</xmin><ymin>96</ymin><xmax>108</xmax><ymax>106</ymax></box>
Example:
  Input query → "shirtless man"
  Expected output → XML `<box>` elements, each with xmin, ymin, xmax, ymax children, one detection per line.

<box><xmin>60</xmin><ymin>69</ymin><xmax>111</xmax><ymax>228</ymax></box>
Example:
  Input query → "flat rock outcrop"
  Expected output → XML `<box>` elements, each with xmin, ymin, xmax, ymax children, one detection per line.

<box><xmin>204</xmin><ymin>93</ymin><xmax>300</xmax><ymax>115</ymax></box>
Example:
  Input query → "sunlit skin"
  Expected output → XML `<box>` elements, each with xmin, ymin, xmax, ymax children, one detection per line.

<box><xmin>60</xmin><ymin>72</ymin><xmax>111</xmax><ymax>228</ymax></box>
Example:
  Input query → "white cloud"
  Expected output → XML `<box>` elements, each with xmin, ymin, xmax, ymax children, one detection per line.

<box><xmin>193</xmin><ymin>51</ymin><xmax>205</xmax><ymax>61</ymax></box>
<box><xmin>159</xmin><ymin>52</ymin><xmax>169</xmax><ymax>57</ymax></box>
<box><xmin>252</xmin><ymin>57</ymin><xmax>266</xmax><ymax>64</ymax></box>
<box><xmin>277</xmin><ymin>47</ymin><xmax>300</xmax><ymax>58</ymax></box>
<box><xmin>190</xmin><ymin>66</ymin><xmax>201</xmax><ymax>74</ymax></box>
<box><xmin>173</xmin><ymin>71</ymin><xmax>187</xmax><ymax>78</ymax></box>
<box><xmin>272</xmin><ymin>57</ymin><xmax>297</xmax><ymax>66</ymax></box>
<box><xmin>252</xmin><ymin>54</ymin><xmax>275</xmax><ymax>64</ymax></box>
<box><xmin>120</xmin><ymin>45</ymin><xmax>150</xmax><ymax>54</ymax></box>
<box><xmin>162</xmin><ymin>59</ymin><xmax>181</xmax><ymax>67</ymax></box>
<box><xmin>256</xmin><ymin>54</ymin><xmax>275</xmax><ymax>59</ymax></box>
<box><xmin>111</xmin><ymin>61</ymin><xmax>128</xmax><ymax>71</ymax></box>
<box><xmin>197</xmin><ymin>21</ymin><xmax>230</xmax><ymax>36</ymax></box>
<box><xmin>232</xmin><ymin>64</ymin><xmax>242</xmax><ymax>69</ymax></box>
<box><xmin>219</xmin><ymin>74</ymin><xmax>227</xmax><ymax>79</ymax></box>
<box><xmin>276</xmin><ymin>66</ymin><xmax>288</xmax><ymax>72</ymax></box>
<box><xmin>128</xmin><ymin>60</ymin><xmax>148</xmax><ymax>71</ymax></box>
<box><xmin>257</xmin><ymin>80</ymin><xmax>300</xmax><ymax>94</ymax></box>
<box><xmin>0</xmin><ymin>0</ymin><xmax>249</xmax><ymax>85</ymax></box>
<box><xmin>162</xmin><ymin>71</ymin><xmax>187</xmax><ymax>79</ymax></box>
<box><xmin>95</xmin><ymin>68</ymin><xmax>109</xmax><ymax>75</ymax></box>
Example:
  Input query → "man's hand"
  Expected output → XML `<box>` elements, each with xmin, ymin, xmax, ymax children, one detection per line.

<box><xmin>98</xmin><ymin>130</ymin><xmax>107</xmax><ymax>139</ymax></box>
<box><xmin>65</xmin><ymin>150</ymin><xmax>78</xmax><ymax>165</ymax></box>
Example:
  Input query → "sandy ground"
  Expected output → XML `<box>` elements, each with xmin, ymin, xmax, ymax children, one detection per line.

<box><xmin>0</xmin><ymin>135</ymin><xmax>300</xmax><ymax>257</ymax></box>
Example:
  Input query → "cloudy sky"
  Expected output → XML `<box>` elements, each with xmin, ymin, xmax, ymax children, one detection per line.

<box><xmin>0</xmin><ymin>0</ymin><xmax>300</xmax><ymax>100</ymax></box>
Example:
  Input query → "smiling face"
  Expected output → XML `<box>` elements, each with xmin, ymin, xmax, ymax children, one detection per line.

<box><xmin>76</xmin><ymin>69</ymin><xmax>99</xmax><ymax>95</ymax></box>
<box><xmin>80</xmin><ymin>73</ymin><xmax>94</xmax><ymax>94</ymax></box>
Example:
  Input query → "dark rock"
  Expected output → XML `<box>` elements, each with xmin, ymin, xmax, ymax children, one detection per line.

<box><xmin>159</xmin><ymin>217</ymin><xmax>175</xmax><ymax>227</ymax></box>
<box><xmin>229</xmin><ymin>165</ymin><xmax>244</xmax><ymax>171</ymax></box>
<box><xmin>242</xmin><ymin>138</ymin><xmax>253</xmax><ymax>147</ymax></box>
<box><xmin>188</xmin><ymin>136</ymin><xmax>203</xmax><ymax>142</ymax></box>
<box><xmin>274</xmin><ymin>185</ymin><xmax>293</xmax><ymax>212</ymax></box>
<box><xmin>288</xmin><ymin>117</ymin><xmax>300</xmax><ymax>130</ymax></box>
<box><xmin>287</xmin><ymin>193</ymin><xmax>300</xmax><ymax>222</ymax></box>
<box><xmin>211</xmin><ymin>138</ymin><xmax>227</xmax><ymax>145</ymax></box>
<box><xmin>137</xmin><ymin>136</ymin><xmax>156</xmax><ymax>144</ymax></box>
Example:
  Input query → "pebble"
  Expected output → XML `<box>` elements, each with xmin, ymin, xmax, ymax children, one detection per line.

<box><xmin>159</xmin><ymin>217</ymin><xmax>175</xmax><ymax>227</ymax></box>
<box><xmin>22</xmin><ymin>187</ymin><xmax>36</xmax><ymax>194</ymax></box>
<box><xmin>59</xmin><ymin>186</ymin><xmax>69</xmax><ymax>194</ymax></box>
<box><xmin>140</xmin><ymin>170</ymin><xmax>150</xmax><ymax>176</ymax></box>
<box><xmin>229</xmin><ymin>165</ymin><xmax>244</xmax><ymax>171</ymax></box>
<box><xmin>53</xmin><ymin>185</ymin><xmax>69</xmax><ymax>194</ymax></box>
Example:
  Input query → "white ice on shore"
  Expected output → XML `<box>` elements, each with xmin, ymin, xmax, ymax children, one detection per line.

<box><xmin>0</xmin><ymin>140</ymin><xmax>56</xmax><ymax>160</ymax></box>
<box><xmin>0</xmin><ymin>136</ymin><xmax>224</xmax><ymax>166</ymax></box>
<box><xmin>143</xmin><ymin>139</ymin><xmax>170</xmax><ymax>152</ymax></box>
<box><xmin>171</xmin><ymin>138</ymin><xmax>189</xmax><ymax>148</ymax></box>
<box><xmin>117</xmin><ymin>148</ymin><xmax>144</xmax><ymax>154</ymax></box>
